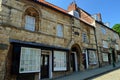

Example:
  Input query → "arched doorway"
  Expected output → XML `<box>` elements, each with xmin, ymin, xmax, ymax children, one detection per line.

<box><xmin>70</xmin><ymin>44</ymin><xmax>81</xmax><ymax>72</ymax></box>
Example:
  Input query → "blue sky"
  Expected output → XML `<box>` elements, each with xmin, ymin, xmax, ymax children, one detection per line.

<box><xmin>46</xmin><ymin>0</ymin><xmax>120</xmax><ymax>28</ymax></box>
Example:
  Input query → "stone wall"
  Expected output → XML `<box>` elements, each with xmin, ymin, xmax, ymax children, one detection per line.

<box><xmin>0</xmin><ymin>0</ymin><xmax>100</xmax><ymax>80</ymax></box>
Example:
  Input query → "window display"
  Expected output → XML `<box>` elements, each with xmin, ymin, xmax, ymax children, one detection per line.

<box><xmin>54</xmin><ymin>51</ymin><xmax>67</xmax><ymax>71</ymax></box>
<box><xmin>19</xmin><ymin>47</ymin><xmax>41</xmax><ymax>73</ymax></box>
<box><xmin>88</xmin><ymin>50</ymin><xmax>97</xmax><ymax>65</ymax></box>
<box><xmin>102</xmin><ymin>53</ymin><xmax>109</xmax><ymax>62</ymax></box>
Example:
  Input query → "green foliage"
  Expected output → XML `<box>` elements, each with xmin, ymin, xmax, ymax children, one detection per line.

<box><xmin>112</xmin><ymin>24</ymin><xmax>120</xmax><ymax>36</ymax></box>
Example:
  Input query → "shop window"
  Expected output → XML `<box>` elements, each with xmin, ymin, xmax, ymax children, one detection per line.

<box><xmin>115</xmin><ymin>44</ymin><xmax>119</xmax><ymax>50</ymax></box>
<box><xmin>102</xmin><ymin>53</ymin><xmax>108</xmax><ymax>62</ymax></box>
<box><xmin>88</xmin><ymin>50</ymin><xmax>97</xmax><ymax>65</ymax></box>
<box><xmin>53</xmin><ymin>51</ymin><xmax>67</xmax><ymax>71</ymax></box>
<box><xmin>19</xmin><ymin>47</ymin><xmax>41</xmax><ymax>73</ymax></box>
<box><xmin>56</xmin><ymin>24</ymin><xmax>63</xmax><ymax>37</ymax></box>
<box><xmin>118</xmin><ymin>54</ymin><xmax>120</xmax><ymax>62</ymax></box>
<box><xmin>24</xmin><ymin>7</ymin><xmax>39</xmax><ymax>31</ymax></box>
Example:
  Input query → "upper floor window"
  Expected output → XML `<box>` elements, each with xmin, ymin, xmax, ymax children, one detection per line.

<box><xmin>82</xmin><ymin>33</ymin><xmax>88</xmax><ymax>43</ymax></box>
<box><xmin>24</xmin><ymin>7</ymin><xmax>39</xmax><ymax>31</ymax></box>
<box><xmin>68</xmin><ymin>10</ymin><xmax>79</xmax><ymax>18</ymax></box>
<box><xmin>114</xmin><ymin>33</ymin><xmax>117</xmax><ymax>39</ymax></box>
<box><xmin>25</xmin><ymin>15</ymin><xmax>35</xmax><ymax>31</ymax></box>
<box><xmin>115</xmin><ymin>44</ymin><xmax>119</xmax><ymax>50</ymax></box>
<box><xmin>103</xmin><ymin>40</ymin><xmax>108</xmax><ymax>48</ymax></box>
<box><xmin>101</xmin><ymin>26</ymin><xmax>106</xmax><ymax>34</ymax></box>
<box><xmin>56</xmin><ymin>24</ymin><xmax>63</xmax><ymax>37</ymax></box>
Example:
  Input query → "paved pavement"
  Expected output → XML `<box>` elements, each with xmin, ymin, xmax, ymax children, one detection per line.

<box><xmin>92</xmin><ymin>68</ymin><xmax>120</xmax><ymax>80</ymax></box>
<box><xmin>52</xmin><ymin>62</ymin><xmax>120</xmax><ymax>80</ymax></box>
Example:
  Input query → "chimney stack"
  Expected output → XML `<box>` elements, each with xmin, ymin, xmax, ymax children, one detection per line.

<box><xmin>97</xmin><ymin>13</ymin><xmax>102</xmax><ymax>21</ymax></box>
<box><xmin>67</xmin><ymin>2</ymin><xmax>77</xmax><ymax>12</ymax></box>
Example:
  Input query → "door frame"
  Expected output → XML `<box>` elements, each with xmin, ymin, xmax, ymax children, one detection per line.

<box><xmin>71</xmin><ymin>52</ymin><xmax>78</xmax><ymax>72</ymax></box>
<box><xmin>85</xmin><ymin>50</ymin><xmax>89</xmax><ymax>69</ymax></box>
<box><xmin>40</xmin><ymin>50</ymin><xmax>52</xmax><ymax>79</ymax></box>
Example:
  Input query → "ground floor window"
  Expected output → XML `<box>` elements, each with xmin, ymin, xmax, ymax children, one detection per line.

<box><xmin>53</xmin><ymin>51</ymin><xmax>67</xmax><ymax>71</ymax></box>
<box><xmin>102</xmin><ymin>53</ymin><xmax>109</xmax><ymax>62</ymax></box>
<box><xmin>118</xmin><ymin>54</ymin><xmax>120</xmax><ymax>61</ymax></box>
<box><xmin>19</xmin><ymin>47</ymin><xmax>41</xmax><ymax>73</ymax></box>
<box><xmin>88</xmin><ymin>50</ymin><xmax>97</xmax><ymax>65</ymax></box>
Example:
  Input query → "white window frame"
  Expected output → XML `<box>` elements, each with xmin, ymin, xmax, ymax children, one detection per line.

<box><xmin>103</xmin><ymin>40</ymin><xmax>108</xmax><ymax>48</ymax></box>
<box><xmin>53</xmin><ymin>51</ymin><xmax>67</xmax><ymax>71</ymax></box>
<box><xmin>101</xmin><ymin>26</ymin><xmax>106</xmax><ymax>34</ymax></box>
<box><xmin>19</xmin><ymin>47</ymin><xmax>41</xmax><ymax>73</ymax></box>
<box><xmin>56</xmin><ymin>24</ymin><xmax>63</xmax><ymax>37</ymax></box>
<box><xmin>115</xmin><ymin>44</ymin><xmax>119</xmax><ymax>50</ymax></box>
<box><xmin>102</xmin><ymin>53</ymin><xmax>109</xmax><ymax>62</ymax></box>
<box><xmin>25</xmin><ymin>15</ymin><xmax>35</xmax><ymax>31</ymax></box>
<box><xmin>74</xmin><ymin>10</ymin><xmax>79</xmax><ymax>18</ymax></box>
<box><xmin>118</xmin><ymin>54</ymin><xmax>120</xmax><ymax>62</ymax></box>
<box><xmin>88</xmin><ymin>50</ymin><xmax>97</xmax><ymax>65</ymax></box>
<box><xmin>82</xmin><ymin>33</ymin><xmax>88</xmax><ymax>43</ymax></box>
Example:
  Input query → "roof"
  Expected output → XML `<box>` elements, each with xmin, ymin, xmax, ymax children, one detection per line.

<box><xmin>37</xmin><ymin>0</ymin><xmax>68</xmax><ymax>14</ymax></box>
<box><xmin>33</xmin><ymin>0</ymin><xmax>94</xmax><ymax>28</ymax></box>
<box><xmin>96</xmin><ymin>20</ymin><xmax>119</xmax><ymax>35</ymax></box>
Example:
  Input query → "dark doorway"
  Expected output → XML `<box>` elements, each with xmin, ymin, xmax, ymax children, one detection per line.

<box><xmin>41</xmin><ymin>54</ymin><xmax>49</xmax><ymax>79</ymax></box>
<box><xmin>112</xmin><ymin>49</ymin><xmax>116</xmax><ymax>63</ymax></box>
<box><xmin>82</xmin><ymin>54</ymin><xmax>87</xmax><ymax>69</ymax></box>
<box><xmin>108</xmin><ymin>53</ymin><xmax>111</xmax><ymax>64</ymax></box>
<box><xmin>17</xmin><ymin>74</ymin><xmax>35</xmax><ymax>80</ymax></box>
<box><xmin>71</xmin><ymin>53</ymin><xmax>76</xmax><ymax>71</ymax></box>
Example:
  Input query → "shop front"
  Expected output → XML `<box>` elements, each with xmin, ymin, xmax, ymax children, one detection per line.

<box><xmin>101</xmin><ymin>47</ymin><xmax>111</xmax><ymax>65</ymax></box>
<box><xmin>9</xmin><ymin>39</ymin><xmax>69</xmax><ymax>80</ymax></box>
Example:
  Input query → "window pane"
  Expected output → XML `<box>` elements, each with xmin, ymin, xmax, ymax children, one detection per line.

<box><xmin>82</xmin><ymin>33</ymin><xmax>88</xmax><ymax>43</ymax></box>
<box><xmin>88</xmin><ymin>50</ymin><xmax>97</xmax><ymax>64</ymax></box>
<box><xmin>57</xmin><ymin>24</ymin><xmax>63</xmax><ymax>37</ymax></box>
<box><xmin>103</xmin><ymin>41</ymin><xmax>108</xmax><ymax>48</ymax></box>
<box><xmin>25</xmin><ymin>15</ymin><xmax>35</xmax><ymax>31</ymax></box>
<box><xmin>102</xmin><ymin>53</ymin><xmax>108</xmax><ymax>62</ymax></box>
<box><xmin>19</xmin><ymin>47</ymin><xmax>41</xmax><ymax>73</ymax></box>
<box><xmin>54</xmin><ymin>51</ymin><xmax>67</xmax><ymax>71</ymax></box>
<box><xmin>101</xmin><ymin>26</ymin><xmax>106</xmax><ymax>34</ymax></box>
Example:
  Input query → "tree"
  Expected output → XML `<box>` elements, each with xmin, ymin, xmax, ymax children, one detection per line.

<box><xmin>112</xmin><ymin>24</ymin><xmax>120</xmax><ymax>36</ymax></box>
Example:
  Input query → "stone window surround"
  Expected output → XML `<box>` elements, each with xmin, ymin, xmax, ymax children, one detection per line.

<box><xmin>23</xmin><ymin>7</ymin><xmax>39</xmax><ymax>31</ymax></box>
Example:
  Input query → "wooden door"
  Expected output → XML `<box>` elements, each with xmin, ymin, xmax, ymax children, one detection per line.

<box><xmin>41</xmin><ymin>54</ymin><xmax>49</xmax><ymax>79</ymax></box>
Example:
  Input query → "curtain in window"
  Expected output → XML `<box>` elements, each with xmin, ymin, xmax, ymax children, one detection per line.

<box><xmin>88</xmin><ymin>50</ymin><xmax>97</xmax><ymax>65</ymax></box>
<box><xmin>19</xmin><ymin>47</ymin><xmax>41</xmax><ymax>73</ymax></box>
<box><xmin>25</xmin><ymin>15</ymin><xmax>35</xmax><ymax>31</ymax></box>
<box><xmin>53</xmin><ymin>51</ymin><xmax>67</xmax><ymax>71</ymax></box>
<box><xmin>103</xmin><ymin>41</ymin><xmax>108</xmax><ymax>48</ymax></box>
<box><xmin>102</xmin><ymin>53</ymin><xmax>109</xmax><ymax>62</ymax></box>
<box><xmin>57</xmin><ymin>24</ymin><xmax>63</xmax><ymax>37</ymax></box>
<box><xmin>82</xmin><ymin>33</ymin><xmax>88</xmax><ymax>43</ymax></box>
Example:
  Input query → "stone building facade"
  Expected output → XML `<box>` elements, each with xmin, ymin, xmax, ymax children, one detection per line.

<box><xmin>76</xmin><ymin>5</ymin><xmax>120</xmax><ymax>67</ymax></box>
<box><xmin>0</xmin><ymin>0</ymin><xmax>98</xmax><ymax>80</ymax></box>
<box><xmin>95</xmin><ymin>20</ymin><xmax>120</xmax><ymax>66</ymax></box>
